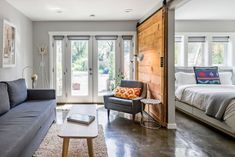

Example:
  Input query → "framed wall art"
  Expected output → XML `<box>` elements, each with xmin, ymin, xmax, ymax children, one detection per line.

<box><xmin>1</xmin><ymin>19</ymin><xmax>16</xmax><ymax>68</ymax></box>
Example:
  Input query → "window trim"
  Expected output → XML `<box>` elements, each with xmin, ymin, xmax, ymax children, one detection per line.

<box><xmin>175</xmin><ymin>32</ymin><xmax>234</xmax><ymax>68</ymax></box>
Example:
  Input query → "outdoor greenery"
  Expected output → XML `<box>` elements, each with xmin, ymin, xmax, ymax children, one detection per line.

<box><xmin>98</xmin><ymin>40</ymin><xmax>115</xmax><ymax>78</ymax></box>
<box><xmin>212</xmin><ymin>43</ymin><xmax>225</xmax><ymax>65</ymax></box>
<box><xmin>71</xmin><ymin>41</ymin><xmax>88</xmax><ymax>72</ymax></box>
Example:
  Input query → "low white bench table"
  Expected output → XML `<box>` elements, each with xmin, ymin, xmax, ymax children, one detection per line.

<box><xmin>58</xmin><ymin>105</ymin><xmax>98</xmax><ymax>157</ymax></box>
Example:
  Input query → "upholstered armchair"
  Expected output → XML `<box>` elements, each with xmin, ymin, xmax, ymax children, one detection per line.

<box><xmin>104</xmin><ymin>80</ymin><xmax>147</xmax><ymax>121</ymax></box>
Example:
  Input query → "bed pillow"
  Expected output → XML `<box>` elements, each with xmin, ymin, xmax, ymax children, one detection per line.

<box><xmin>114</xmin><ymin>86</ymin><xmax>141</xmax><ymax>99</ymax></box>
<box><xmin>175</xmin><ymin>72</ymin><xmax>196</xmax><ymax>86</ymax></box>
<box><xmin>219</xmin><ymin>72</ymin><xmax>233</xmax><ymax>85</ymax></box>
<box><xmin>193</xmin><ymin>67</ymin><xmax>221</xmax><ymax>84</ymax></box>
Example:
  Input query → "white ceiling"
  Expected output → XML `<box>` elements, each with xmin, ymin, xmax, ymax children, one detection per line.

<box><xmin>6</xmin><ymin>0</ymin><xmax>161</xmax><ymax>21</ymax></box>
<box><xmin>176</xmin><ymin>0</ymin><xmax>235</xmax><ymax>20</ymax></box>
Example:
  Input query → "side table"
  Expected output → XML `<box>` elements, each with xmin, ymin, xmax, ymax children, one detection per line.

<box><xmin>140</xmin><ymin>99</ymin><xmax>161</xmax><ymax>129</ymax></box>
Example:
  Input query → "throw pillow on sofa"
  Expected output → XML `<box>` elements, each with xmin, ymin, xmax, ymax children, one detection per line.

<box><xmin>0</xmin><ymin>83</ymin><xmax>10</xmax><ymax>115</ymax></box>
<box><xmin>5</xmin><ymin>79</ymin><xmax>27</xmax><ymax>108</ymax></box>
<box><xmin>114</xmin><ymin>86</ymin><xmax>141</xmax><ymax>99</ymax></box>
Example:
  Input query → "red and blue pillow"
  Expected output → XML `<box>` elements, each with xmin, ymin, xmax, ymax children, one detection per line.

<box><xmin>193</xmin><ymin>67</ymin><xmax>221</xmax><ymax>84</ymax></box>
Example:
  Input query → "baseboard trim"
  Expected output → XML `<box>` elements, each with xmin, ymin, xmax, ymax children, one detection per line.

<box><xmin>167</xmin><ymin>123</ymin><xmax>177</xmax><ymax>129</ymax></box>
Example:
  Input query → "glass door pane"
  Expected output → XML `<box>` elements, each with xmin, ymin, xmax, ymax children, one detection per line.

<box><xmin>123</xmin><ymin>40</ymin><xmax>132</xmax><ymax>80</ymax></box>
<box><xmin>97</xmin><ymin>40</ymin><xmax>116</xmax><ymax>96</ymax></box>
<box><xmin>56</xmin><ymin>40</ymin><xmax>63</xmax><ymax>96</ymax></box>
<box><xmin>71</xmin><ymin>40</ymin><xmax>89</xmax><ymax>96</ymax></box>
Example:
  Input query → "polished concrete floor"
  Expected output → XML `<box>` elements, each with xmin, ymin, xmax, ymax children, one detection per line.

<box><xmin>57</xmin><ymin>105</ymin><xmax>235</xmax><ymax>157</ymax></box>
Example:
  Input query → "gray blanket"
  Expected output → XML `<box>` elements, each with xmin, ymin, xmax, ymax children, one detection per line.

<box><xmin>205</xmin><ymin>92</ymin><xmax>235</xmax><ymax>120</ymax></box>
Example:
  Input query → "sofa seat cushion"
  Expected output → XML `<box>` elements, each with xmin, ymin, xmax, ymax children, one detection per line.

<box><xmin>108</xmin><ymin>97</ymin><xmax>133</xmax><ymax>106</ymax></box>
<box><xmin>5</xmin><ymin>79</ymin><xmax>27</xmax><ymax>108</ymax></box>
<box><xmin>0</xmin><ymin>100</ymin><xmax>55</xmax><ymax>157</ymax></box>
<box><xmin>0</xmin><ymin>83</ymin><xmax>10</xmax><ymax>115</ymax></box>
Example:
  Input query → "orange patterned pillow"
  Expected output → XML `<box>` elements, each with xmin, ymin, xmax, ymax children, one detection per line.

<box><xmin>114</xmin><ymin>86</ymin><xmax>141</xmax><ymax>99</ymax></box>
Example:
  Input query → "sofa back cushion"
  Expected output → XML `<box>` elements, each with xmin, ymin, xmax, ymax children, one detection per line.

<box><xmin>6</xmin><ymin>79</ymin><xmax>27</xmax><ymax>108</ymax></box>
<box><xmin>0</xmin><ymin>83</ymin><xmax>10</xmax><ymax>115</ymax></box>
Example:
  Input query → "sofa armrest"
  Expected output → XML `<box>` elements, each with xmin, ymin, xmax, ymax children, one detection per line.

<box><xmin>27</xmin><ymin>89</ymin><xmax>56</xmax><ymax>100</ymax></box>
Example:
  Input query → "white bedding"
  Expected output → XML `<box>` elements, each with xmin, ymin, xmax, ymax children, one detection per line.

<box><xmin>175</xmin><ymin>85</ymin><xmax>235</xmax><ymax>121</ymax></box>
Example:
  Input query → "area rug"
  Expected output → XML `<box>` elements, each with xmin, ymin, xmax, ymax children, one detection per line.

<box><xmin>33</xmin><ymin>124</ymin><xmax>108</xmax><ymax>157</ymax></box>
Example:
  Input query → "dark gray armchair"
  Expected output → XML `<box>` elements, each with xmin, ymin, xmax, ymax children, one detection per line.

<box><xmin>104</xmin><ymin>80</ymin><xmax>147</xmax><ymax>121</ymax></box>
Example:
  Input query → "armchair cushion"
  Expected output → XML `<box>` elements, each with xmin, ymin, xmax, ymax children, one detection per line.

<box><xmin>108</xmin><ymin>97</ymin><xmax>133</xmax><ymax>106</ymax></box>
<box><xmin>114</xmin><ymin>86</ymin><xmax>141</xmax><ymax>99</ymax></box>
<box><xmin>120</xmin><ymin>80</ymin><xmax>143</xmax><ymax>88</ymax></box>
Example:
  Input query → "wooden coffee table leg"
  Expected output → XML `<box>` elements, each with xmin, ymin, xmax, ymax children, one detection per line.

<box><xmin>62</xmin><ymin>138</ymin><xmax>70</xmax><ymax>157</ymax></box>
<box><xmin>87</xmin><ymin>138</ymin><xmax>94</xmax><ymax>157</ymax></box>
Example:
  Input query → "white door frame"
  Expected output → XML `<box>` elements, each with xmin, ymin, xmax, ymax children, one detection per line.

<box><xmin>49</xmin><ymin>31</ymin><xmax>136</xmax><ymax>103</ymax></box>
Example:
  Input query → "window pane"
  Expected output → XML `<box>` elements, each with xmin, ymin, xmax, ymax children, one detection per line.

<box><xmin>212</xmin><ymin>43</ymin><xmax>226</xmax><ymax>66</ymax></box>
<box><xmin>71</xmin><ymin>40</ymin><xmax>89</xmax><ymax>96</ymax></box>
<box><xmin>98</xmin><ymin>40</ymin><xmax>115</xmax><ymax>96</ymax></box>
<box><xmin>175</xmin><ymin>42</ymin><xmax>182</xmax><ymax>66</ymax></box>
<box><xmin>56</xmin><ymin>40</ymin><xmax>63</xmax><ymax>96</ymax></box>
<box><xmin>188</xmin><ymin>43</ymin><xmax>203</xmax><ymax>66</ymax></box>
<box><xmin>124</xmin><ymin>40</ymin><xmax>131</xmax><ymax>79</ymax></box>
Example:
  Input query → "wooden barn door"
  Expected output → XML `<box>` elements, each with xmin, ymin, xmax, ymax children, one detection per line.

<box><xmin>137</xmin><ymin>7</ymin><xmax>168</xmax><ymax>126</ymax></box>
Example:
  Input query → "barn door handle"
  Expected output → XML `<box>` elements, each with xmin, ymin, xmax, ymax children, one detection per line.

<box><xmin>160</xmin><ymin>57</ymin><xmax>164</xmax><ymax>67</ymax></box>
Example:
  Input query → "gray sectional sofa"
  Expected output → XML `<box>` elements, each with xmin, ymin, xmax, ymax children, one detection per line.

<box><xmin>0</xmin><ymin>79</ymin><xmax>56</xmax><ymax>157</ymax></box>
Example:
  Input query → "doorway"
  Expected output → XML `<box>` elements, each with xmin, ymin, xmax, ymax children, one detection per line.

<box><xmin>50</xmin><ymin>33</ymin><xmax>136</xmax><ymax>103</ymax></box>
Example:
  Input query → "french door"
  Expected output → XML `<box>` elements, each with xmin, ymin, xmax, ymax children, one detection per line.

<box><xmin>52</xmin><ymin>34</ymin><xmax>134</xmax><ymax>103</ymax></box>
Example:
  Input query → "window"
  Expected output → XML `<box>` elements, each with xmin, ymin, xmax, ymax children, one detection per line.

<box><xmin>188</xmin><ymin>36</ymin><xmax>206</xmax><ymax>66</ymax></box>
<box><xmin>175</xmin><ymin>36</ymin><xmax>183</xmax><ymax>66</ymax></box>
<box><xmin>212</xmin><ymin>36</ymin><xmax>229</xmax><ymax>66</ymax></box>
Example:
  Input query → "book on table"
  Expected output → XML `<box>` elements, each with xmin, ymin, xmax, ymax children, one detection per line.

<box><xmin>67</xmin><ymin>114</ymin><xmax>95</xmax><ymax>125</ymax></box>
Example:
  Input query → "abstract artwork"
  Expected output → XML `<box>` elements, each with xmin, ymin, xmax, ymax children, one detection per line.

<box><xmin>2</xmin><ymin>20</ymin><xmax>16</xmax><ymax>67</ymax></box>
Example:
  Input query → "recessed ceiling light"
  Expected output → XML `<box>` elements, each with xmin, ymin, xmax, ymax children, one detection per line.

<box><xmin>56</xmin><ymin>10</ymin><xmax>63</xmax><ymax>14</ymax></box>
<box><xmin>48</xmin><ymin>7</ymin><xmax>63</xmax><ymax>14</ymax></box>
<box><xmin>90</xmin><ymin>14</ymin><xmax>95</xmax><ymax>17</ymax></box>
<box><xmin>125</xmin><ymin>9</ymin><xmax>133</xmax><ymax>13</ymax></box>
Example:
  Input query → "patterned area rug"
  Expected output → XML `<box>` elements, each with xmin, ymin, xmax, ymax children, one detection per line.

<box><xmin>33</xmin><ymin>124</ymin><xmax>108</xmax><ymax>157</ymax></box>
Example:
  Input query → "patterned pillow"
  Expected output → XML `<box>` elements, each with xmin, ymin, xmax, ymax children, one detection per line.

<box><xmin>114</xmin><ymin>86</ymin><xmax>141</xmax><ymax>99</ymax></box>
<box><xmin>193</xmin><ymin>67</ymin><xmax>221</xmax><ymax>84</ymax></box>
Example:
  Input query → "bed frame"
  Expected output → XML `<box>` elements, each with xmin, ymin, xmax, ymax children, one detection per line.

<box><xmin>175</xmin><ymin>67</ymin><xmax>235</xmax><ymax>138</ymax></box>
<box><xmin>176</xmin><ymin>100</ymin><xmax>235</xmax><ymax>138</ymax></box>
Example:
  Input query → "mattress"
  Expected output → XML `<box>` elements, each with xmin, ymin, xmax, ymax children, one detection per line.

<box><xmin>175</xmin><ymin>85</ymin><xmax>235</xmax><ymax>121</ymax></box>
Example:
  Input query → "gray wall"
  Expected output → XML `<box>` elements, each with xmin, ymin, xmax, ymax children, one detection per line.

<box><xmin>0</xmin><ymin>0</ymin><xmax>33</xmax><ymax>86</ymax></box>
<box><xmin>32</xmin><ymin>21</ymin><xmax>138</xmax><ymax>88</ymax></box>
<box><xmin>176</xmin><ymin>20</ymin><xmax>235</xmax><ymax>32</ymax></box>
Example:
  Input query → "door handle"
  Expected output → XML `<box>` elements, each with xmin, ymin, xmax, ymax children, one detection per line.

<box><xmin>89</xmin><ymin>68</ymin><xmax>93</xmax><ymax>75</ymax></box>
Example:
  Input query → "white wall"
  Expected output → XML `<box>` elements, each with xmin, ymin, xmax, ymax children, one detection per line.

<box><xmin>176</xmin><ymin>20</ymin><xmax>235</xmax><ymax>32</ymax></box>
<box><xmin>0</xmin><ymin>0</ymin><xmax>33</xmax><ymax>86</ymax></box>
<box><xmin>32</xmin><ymin>21</ymin><xmax>138</xmax><ymax>88</ymax></box>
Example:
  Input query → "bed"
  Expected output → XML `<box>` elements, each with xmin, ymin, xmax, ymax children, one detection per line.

<box><xmin>175</xmin><ymin>67</ymin><xmax>235</xmax><ymax>137</ymax></box>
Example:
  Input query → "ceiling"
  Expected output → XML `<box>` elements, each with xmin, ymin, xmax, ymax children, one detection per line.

<box><xmin>6</xmin><ymin>0</ymin><xmax>161</xmax><ymax>21</ymax></box>
<box><xmin>176</xmin><ymin>0</ymin><xmax>235</xmax><ymax>20</ymax></box>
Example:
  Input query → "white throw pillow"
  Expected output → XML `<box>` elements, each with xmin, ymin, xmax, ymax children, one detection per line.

<box><xmin>219</xmin><ymin>72</ymin><xmax>233</xmax><ymax>85</ymax></box>
<box><xmin>175</xmin><ymin>72</ymin><xmax>196</xmax><ymax>86</ymax></box>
